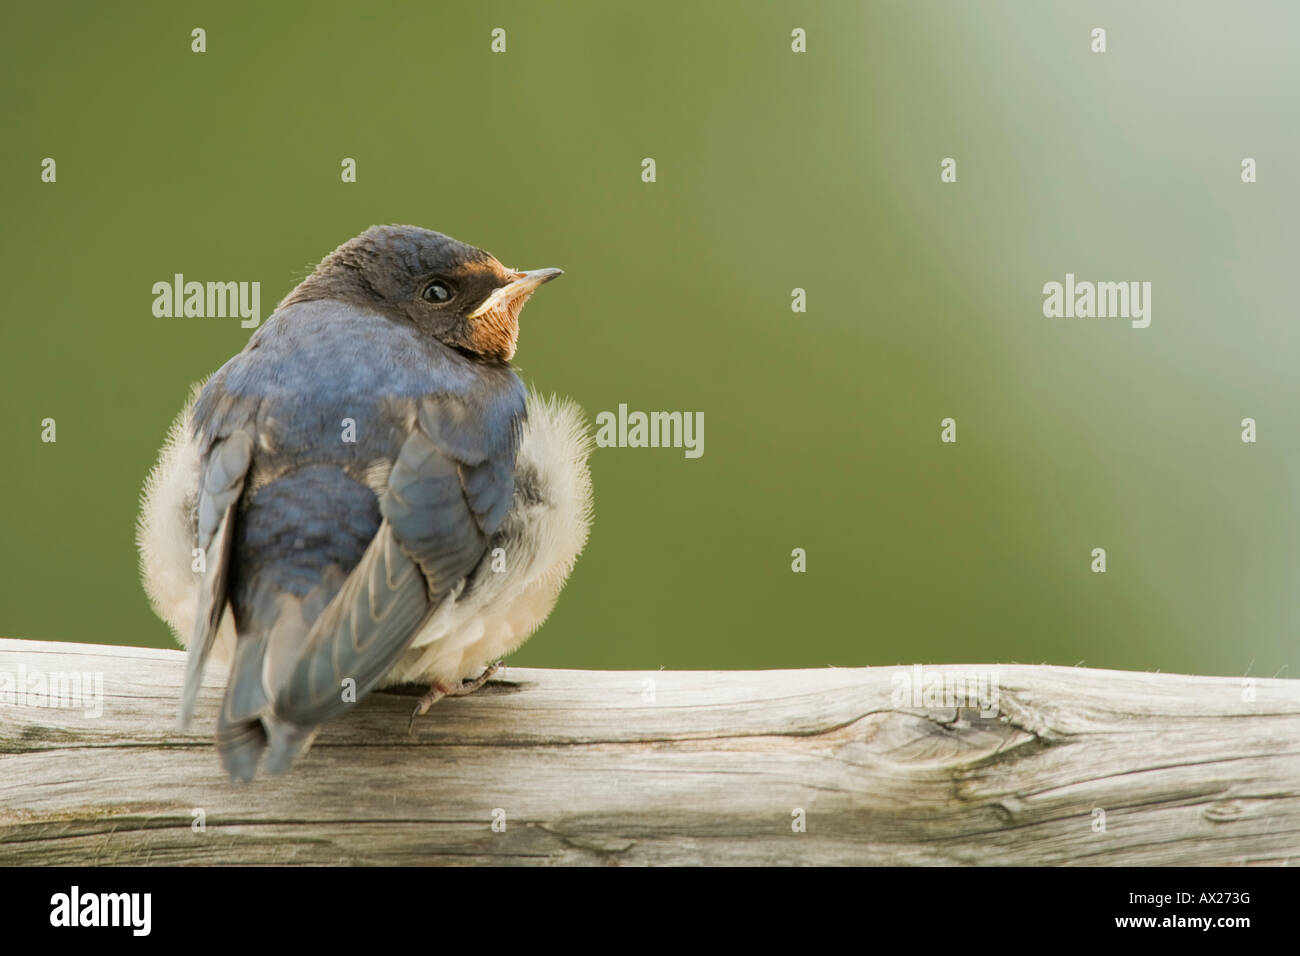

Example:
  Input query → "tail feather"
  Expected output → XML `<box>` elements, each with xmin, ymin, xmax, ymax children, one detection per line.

<box><xmin>216</xmin><ymin>629</ymin><xmax>272</xmax><ymax>781</ymax></box>
<box><xmin>215</xmin><ymin>575</ymin><xmax>342</xmax><ymax>780</ymax></box>
<box><xmin>214</xmin><ymin>636</ymin><xmax>325</xmax><ymax>780</ymax></box>
<box><xmin>217</xmin><ymin>713</ymin><xmax>268</xmax><ymax>783</ymax></box>
<box><xmin>262</xmin><ymin>717</ymin><xmax>320</xmax><ymax>775</ymax></box>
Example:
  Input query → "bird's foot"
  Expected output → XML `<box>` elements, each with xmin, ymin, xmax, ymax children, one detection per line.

<box><xmin>407</xmin><ymin>662</ymin><xmax>502</xmax><ymax>733</ymax></box>
<box><xmin>442</xmin><ymin>661</ymin><xmax>502</xmax><ymax>698</ymax></box>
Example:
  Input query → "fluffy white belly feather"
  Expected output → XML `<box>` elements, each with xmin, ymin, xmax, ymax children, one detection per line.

<box><xmin>136</xmin><ymin>385</ymin><xmax>593</xmax><ymax>689</ymax></box>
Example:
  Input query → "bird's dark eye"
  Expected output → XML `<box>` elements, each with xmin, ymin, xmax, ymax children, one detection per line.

<box><xmin>422</xmin><ymin>280</ymin><xmax>454</xmax><ymax>303</ymax></box>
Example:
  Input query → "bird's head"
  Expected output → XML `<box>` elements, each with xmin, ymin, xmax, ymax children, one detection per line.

<box><xmin>281</xmin><ymin>224</ymin><xmax>562</xmax><ymax>362</ymax></box>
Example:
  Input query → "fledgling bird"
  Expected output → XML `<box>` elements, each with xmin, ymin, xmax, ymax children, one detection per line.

<box><xmin>136</xmin><ymin>225</ymin><xmax>593</xmax><ymax>781</ymax></box>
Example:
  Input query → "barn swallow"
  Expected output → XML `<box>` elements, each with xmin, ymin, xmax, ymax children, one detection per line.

<box><xmin>136</xmin><ymin>225</ymin><xmax>593</xmax><ymax>780</ymax></box>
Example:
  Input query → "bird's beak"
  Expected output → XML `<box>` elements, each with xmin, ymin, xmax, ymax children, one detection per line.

<box><xmin>468</xmin><ymin>268</ymin><xmax>564</xmax><ymax>319</ymax></box>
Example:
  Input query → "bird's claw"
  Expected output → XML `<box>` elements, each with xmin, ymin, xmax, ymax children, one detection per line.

<box><xmin>407</xmin><ymin>688</ymin><xmax>445</xmax><ymax>734</ymax></box>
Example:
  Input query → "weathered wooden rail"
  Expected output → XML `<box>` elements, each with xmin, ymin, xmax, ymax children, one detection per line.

<box><xmin>0</xmin><ymin>638</ymin><xmax>1297</xmax><ymax>865</ymax></box>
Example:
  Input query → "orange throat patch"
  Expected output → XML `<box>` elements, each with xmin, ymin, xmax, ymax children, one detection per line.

<box><xmin>468</xmin><ymin>294</ymin><xmax>529</xmax><ymax>361</ymax></box>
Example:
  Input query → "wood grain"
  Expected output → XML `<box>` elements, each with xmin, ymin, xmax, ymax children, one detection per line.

<box><xmin>1</xmin><ymin>638</ymin><xmax>1297</xmax><ymax>865</ymax></box>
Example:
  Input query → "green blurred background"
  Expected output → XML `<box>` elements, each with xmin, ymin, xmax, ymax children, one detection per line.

<box><xmin>2</xmin><ymin>1</ymin><xmax>1296</xmax><ymax>677</ymax></box>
